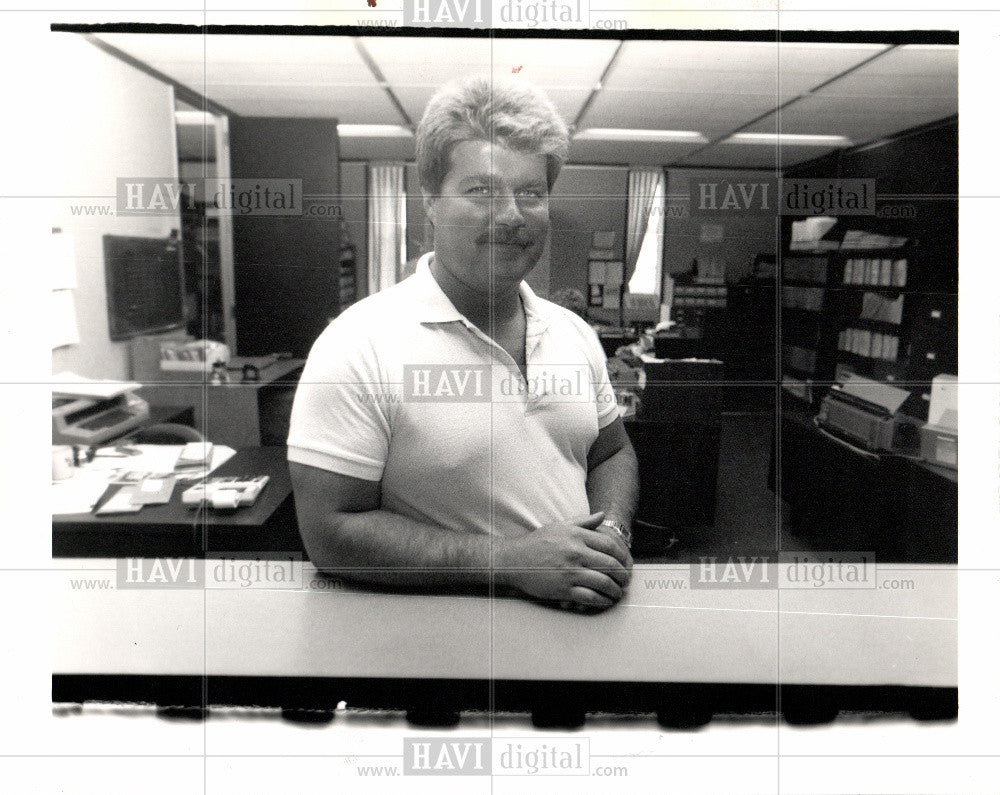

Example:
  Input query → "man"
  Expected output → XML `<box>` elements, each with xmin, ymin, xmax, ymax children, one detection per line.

<box><xmin>288</xmin><ymin>77</ymin><xmax>638</xmax><ymax>611</ymax></box>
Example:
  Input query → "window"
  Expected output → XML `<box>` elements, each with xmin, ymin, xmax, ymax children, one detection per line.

<box><xmin>627</xmin><ymin>178</ymin><xmax>665</xmax><ymax>297</ymax></box>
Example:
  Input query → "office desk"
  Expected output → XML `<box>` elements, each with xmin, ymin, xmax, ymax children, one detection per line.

<box><xmin>624</xmin><ymin>359</ymin><xmax>724</xmax><ymax>551</ymax></box>
<box><xmin>776</xmin><ymin>406</ymin><xmax>958</xmax><ymax>563</ymax></box>
<box><xmin>53</xmin><ymin>559</ymin><xmax>956</xmax><ymax>723</ymax></box>
<box><xmin>52</xmin><ymin>447</ymin><xmax>299</xmax><ymax>558</ymax></box>
<box><xmin>625</xmin><ymin>418</ymin><xmax>720</xmax><ymax>539</ymax></box>
<box><xmin>137</xmin><ymin>359</ymin><xmax>304</xmax><ymax>448</ymax></box>
<box><xmin>597</xmin><ymin>331</ymin><xmax>706</xmax><ymax>361</ymax></box>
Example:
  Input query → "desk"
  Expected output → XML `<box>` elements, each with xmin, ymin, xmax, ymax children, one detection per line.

<box><xmin>624</xmin><ymin>359</ymin><xmax>724</xmax><ymax>550</ymax></box>
<box><xmin>625</xmin><ymin>418</ymin><xmax>720</xmax><ymax>537</ymax></box>
<box><xmin>52</xmin><ymin>447</ymin><xmax>298</xmax><ymax>558</ymax></box>
<box><xmin>137</xmin><ymin>359</ymin><xmax>304</xmax><ymax>448</ymax></box>
<box><xmin>776</xmin><ymin>406</ymin><xmax>957</xmax><ymax>563</ymax></box>
<box><xmin>52</xmin><ymin>559</ymin><xmax>957</xmax><ymax>722</ymax></box>
<box><xmin>597</xmin><ymin>331</ymin><xmax>706</xmax><ymax>361</ymax></box>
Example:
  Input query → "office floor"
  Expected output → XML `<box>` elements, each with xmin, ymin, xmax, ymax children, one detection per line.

<box><xmin>637</xmin><ymin>408</ymin><xmax>818</xmax><ymax>564</ymax></box>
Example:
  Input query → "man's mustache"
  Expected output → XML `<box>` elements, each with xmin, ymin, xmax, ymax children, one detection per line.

<box><xmin>476</xmin><ymin>229</ymin><xmax>535</xmax><ymax>246</ymax></box>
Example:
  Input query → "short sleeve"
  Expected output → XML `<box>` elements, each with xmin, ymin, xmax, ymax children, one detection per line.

<box><xmin>570</xmin><ymin>315</ymin><xmax>619</xmax><ymax>429</ymax></box>
<box><xmin>590</xmin><ymin>344</ymin><xmax>620</xmax><ymax>429</ymax></box>
<box><xmin>286</xmin><ymin>320</ymin><xmax>393</xmax><ymax>481</ymax></box>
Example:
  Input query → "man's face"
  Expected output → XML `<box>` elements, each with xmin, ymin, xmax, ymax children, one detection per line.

<box><xmin>423</xmin><ymin>139</ymin><xmax>550</xmax><ymax>297</ymax></box>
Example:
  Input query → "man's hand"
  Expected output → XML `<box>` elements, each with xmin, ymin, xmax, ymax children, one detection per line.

<box><xmin>496</xmin><ymin>512</ymin><xmax>633</xmax><ymax>610</ymax></box>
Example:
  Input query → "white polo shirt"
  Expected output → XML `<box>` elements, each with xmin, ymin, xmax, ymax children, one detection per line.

<box><xmin>287</xmin><ymin>252</ymin><xmax>618</xmax><ymax>538</ymax></box>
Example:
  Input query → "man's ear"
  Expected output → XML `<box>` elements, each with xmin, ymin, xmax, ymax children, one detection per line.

<box><xmin>421</xmin><ymin>190</ymin><xmax>436</xmax><ymax>226</ymax></box>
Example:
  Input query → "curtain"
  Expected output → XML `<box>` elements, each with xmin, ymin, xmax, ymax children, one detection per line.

<box><xmin>367</xmin><ymin>163</ymin><xmax>407</xmax><ymax>295</ymax></box>
<box><xmin>623</xmin><ymin>168</ymin><xmax>665</xmax><ymax>284</ymax></box>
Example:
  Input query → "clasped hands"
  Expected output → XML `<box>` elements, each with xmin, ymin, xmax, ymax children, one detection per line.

<box><xmin>494</xmin><ymin>512</ymin><xmax>633</xmax><ymax>612</ymax></box>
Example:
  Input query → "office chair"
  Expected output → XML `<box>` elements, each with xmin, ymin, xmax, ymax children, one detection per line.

<box><xmin>125</xmin><ymin>423</ymin><xmax>205</xmax><ymax>445</ymax></box>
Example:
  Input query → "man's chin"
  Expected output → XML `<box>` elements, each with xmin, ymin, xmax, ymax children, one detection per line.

<box><xmin>486</xmin><ymin>242</ymin><xmax>533</xmax><ymax>258</ymax></box>
<box><xmin>490</xmin><ymin>255</ymin><xmax>538</xmax><ymax>284</ymax></box>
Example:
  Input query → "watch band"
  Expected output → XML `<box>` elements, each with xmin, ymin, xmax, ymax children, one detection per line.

<box><xmin>599</xmin><ymin>519</ymin><xmax>632</xmax><ymax>549</ymax></box>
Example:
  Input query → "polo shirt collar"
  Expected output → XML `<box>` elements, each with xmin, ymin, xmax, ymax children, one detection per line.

<box><xmin>412</xmin><ymin>251</ymin><xmax>554</xmax><ymax>328</ymax></box>
<box><xmin>411</xmin><ymin>252</ymin><xmax>465</xmax><ymax>323</ymax></box>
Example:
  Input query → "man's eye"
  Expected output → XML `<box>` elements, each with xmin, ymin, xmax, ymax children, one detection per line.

<box><xmin>466</xmin><ymin>186</ymin><xmax>491</xmax><ymax>196</ymax></box>
<box><xmin>516</xmin><ymin>189</ymin><xmax>545</xmax><ymax>200</ymax></box>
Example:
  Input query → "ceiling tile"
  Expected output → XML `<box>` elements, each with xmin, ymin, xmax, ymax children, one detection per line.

<box><xmin>744</xmin><ymin>93</ymin><xmax>957</xmax><ymax>144</ymax></box>
<box><xmin>602</xmin><ymin>40</ymin><xmax>887</xmax><ymax>96</ymax></box>
<box><xmin>393</xmin><ymin>84</ymin><xmax>589</xmax><ymax>127</ymax></box>
<box><xmin>775</xmin><ymin>41</ymin><xmax>891</xmax><ymax>74</ymax></box>
<box><xmin>581</xmin><ymin>89</ymin><xmax>781</xmax><ymax>137</ymax></box>
<box><xmin>813</xmin><ymin>44</ymin><xmax>958</xmax><ymax>97</ymax></box>
<box><xmin>201</xmin><ymin>63</ymin><xmax>379</xmax><ymax>88</ymax></box>
<box><xmin>208</xmin><ymin>84</ymin><xmax>403</xmax><ymax>123</ymax></box>
<box><xmin>94</xmin><ymin>32</ymin><xmax>207</xmax><ymax>65</ymax></box>
<box><xmin>86</xmin><ymin>34</ymin><xmax>958</xmax><ymax>170</ymax></box>
<box><xmin>203</xmin><ymin>35</ymin><xmax>368</xmax><ymax>69</ymax></box>
<box><xmin>568</xmin><ymin>138</ymin><xmax>704</xmax><ymax>167</ymax></box>
<box><xmin>677</xmin><ymin>142</ymin><xmax>840</xmax><ymax>170</ymax></box>
<box><xmin>361</xmin><ymin>36</ymin><xmax>617</xmax><ymax>89</ymax></box>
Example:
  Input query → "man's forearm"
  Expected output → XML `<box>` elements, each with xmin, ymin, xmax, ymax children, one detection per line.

<box><xmin>302</xmin><ymin>509</ymin><xmax>513</xmax><ymax>589</ymax></box>
<box><xmin>586</xmin><ymin>444</ymin><xmax>639</xmax><ymax>528</ymax></box>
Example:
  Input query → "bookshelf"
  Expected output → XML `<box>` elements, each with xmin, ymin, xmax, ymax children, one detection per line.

<box><xmin>778</xmin><ymin>253</ymin><xmax>840</xmax><ymax>405</ymax></box>
<box><xmin>779</xmin><ymin>244</ymin><xmax>956</xmax><ymax>419</ymax></box>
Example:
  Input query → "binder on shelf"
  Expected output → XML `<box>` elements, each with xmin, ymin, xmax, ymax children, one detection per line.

<box><xmin>892</xmin><ymin>259</ymin><xmax>908</xmax><ymax>287</ymax></box>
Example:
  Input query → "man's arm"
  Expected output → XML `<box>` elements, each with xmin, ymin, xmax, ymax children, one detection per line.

<box><xmin>290</xmin><ymin>462</ymin><xmax>501</xmax><ymax>588</ymax></box>
<box><xmin>289</xmin><ymin>462</ymin><xmax>631</xmax><ymax>607</ymax></box>
<box><xmin>586</xmin><ymin>416</ymin><xmax>640</xmax><ymax>543</ymax></box>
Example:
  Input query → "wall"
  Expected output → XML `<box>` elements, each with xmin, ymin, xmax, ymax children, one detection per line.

<box><xmin>51</xmin><ymin>34</ymin><xmax>181</xmax><ymax>381</ymax></box>
<box><xmin>662</xmin><ymin>169</ymin><xmax>778</xmax><ymax>285</ymax></box>
<box><xmin>339</xmin><ymin>162</ymin><xmax>369</xmax><ymax>299</ymax></box>
<box><xmin>404</xmin><ymin>162</ymin><xmax>431</xmax><ymax>275</ymax></box>
<box><xmin>549</xmin><ymin>165</ymin><xmax>629</xmax><ymax>319</ymax></box>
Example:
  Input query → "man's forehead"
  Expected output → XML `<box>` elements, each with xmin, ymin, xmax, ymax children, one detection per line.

<box><xmin>444</xmin><ymin>140</ymin><xmax>547</xmax><ymax>181</ymax></box>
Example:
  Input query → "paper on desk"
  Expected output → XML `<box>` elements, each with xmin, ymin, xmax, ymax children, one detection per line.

<box><xmin>840</xmin><ymin>374</ymin><xmax>909</xmax><ymax>414</ymax></box>
<box><xmin>52</xmin><ymin>371</ymin><xmax>141</xmax><ymax>399</ymax></box>
<box><xmin>95</xmin><ymin>487</ymin><xmax>142</xmax><ymax>514</ymax></box>
<box><xmin>83</xmin><ymin>445</ymin><xmax>237</xmax><ymax>481</ymax></box>
<box><xmin>51</xmin><ymin>473</ymin><xmax>110</xmax><ymax>515</ymax></box>
<box><xmin>52</xmin><ymin>445</ymin><xmax>237</xmax><ymax>516</ymax></box>
<box><xmin>177</xmin><ymin>444</ymin><xmax>237</xmax><ymax>480</ymax></box>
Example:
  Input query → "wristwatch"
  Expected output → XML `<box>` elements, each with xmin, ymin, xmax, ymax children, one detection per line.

<box><xmin>599</xmin><ymin>519</ymin><xmax>632</xmax><ymax>549</ymax></box>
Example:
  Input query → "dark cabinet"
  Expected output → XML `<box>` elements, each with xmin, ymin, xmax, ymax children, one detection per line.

<box><xmin>229</xmin><ymin>117</ymin><xmax>341</xmax><ymax>357</ymax></box>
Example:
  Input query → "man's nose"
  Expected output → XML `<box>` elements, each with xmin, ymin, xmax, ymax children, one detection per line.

<box><xmin>490</xmin><ymin>191</ymin><xmax>525</xmax><ymax>227</ymax></box>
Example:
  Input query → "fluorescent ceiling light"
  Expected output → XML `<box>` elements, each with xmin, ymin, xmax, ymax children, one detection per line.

<box><xmin>175</xmin><ymin>110</ymin><xmax>215</xmax><ymax>125</ymax></box>
<box><xmin>574</xmin><ymin>129</ymin><xmax>707</xmax><ymax>143</ymax></box>
<box><xmin>337</xmin><ymin>124</ymin><xmax>413</xmax><ymax>138</ymax></box>
<box><xmin>723</xmin><ymin>133</ymin><xmax>852</xmax><ymax>147</ymax></box>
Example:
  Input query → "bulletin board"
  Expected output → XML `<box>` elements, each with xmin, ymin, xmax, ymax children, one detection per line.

<box><xmin>587</xmin><ymin>231</ymin><xmax>624</xmax><ymax>311</ymax></box>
